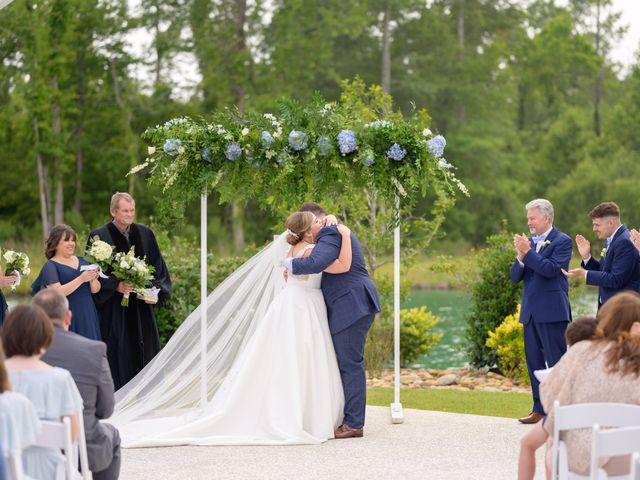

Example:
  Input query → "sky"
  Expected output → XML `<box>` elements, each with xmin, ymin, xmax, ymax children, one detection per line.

<box><xmin>609</xmin><ymin>0</ymin><xmax>640</xmax><ymax>68</ymax></box>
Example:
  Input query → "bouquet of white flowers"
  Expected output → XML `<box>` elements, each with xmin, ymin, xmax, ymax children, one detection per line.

<box><xmin>111</xmin><ymin>247</ymin><xmax>155</xmax><ymax>307</ymax></box>
<box><xmin>2</xmin><ymin>249</ymin><xmax>31</xmax><ymax>290</ymax></box>
<box><xmin>84</xmin><ymin>236</ymin><xmax>114</xmax><ymax>275</ymax></box>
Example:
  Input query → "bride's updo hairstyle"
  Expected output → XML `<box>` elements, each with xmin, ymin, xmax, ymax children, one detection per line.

<box><xmin>285</xmin><ymin>211</ymin><xmax>314</xmax><ymax>246</ymax></box>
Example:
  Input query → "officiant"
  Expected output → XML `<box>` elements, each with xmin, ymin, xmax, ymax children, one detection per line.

<box><xmin>88</xmin><ymin>192</ymin><xmax>172</xmax><ymax>390</ymax></box>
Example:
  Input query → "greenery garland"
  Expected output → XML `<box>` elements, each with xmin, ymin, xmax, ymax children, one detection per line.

<box><xmin>131</xmin><ymin>80</ymin><xmax>468</xmax><ymax>218</ymax></box>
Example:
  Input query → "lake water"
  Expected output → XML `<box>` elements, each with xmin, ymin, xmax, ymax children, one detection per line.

<box><xmin>404</xmin><ymin>288</ymin><xmax>599</xmax><ymax>369</ymax></box>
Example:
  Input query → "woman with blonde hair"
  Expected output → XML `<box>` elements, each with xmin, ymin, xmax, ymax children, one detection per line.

<box><xmin>541</xmin><ymin>291</ymin><xmax>640</xmax><ymax>476</ymax></box>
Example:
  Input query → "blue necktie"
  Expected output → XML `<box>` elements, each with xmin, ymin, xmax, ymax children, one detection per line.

<box><xmin>605</xmin><ymin>238</ymin><xmax>611</xmax><ymax>250</ymax></box>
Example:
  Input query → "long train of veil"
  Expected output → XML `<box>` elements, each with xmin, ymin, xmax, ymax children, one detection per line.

<box><xmin>109</xmin><ymin>232</ymin><xmax>291</xmax><ymax>426</ymax></box>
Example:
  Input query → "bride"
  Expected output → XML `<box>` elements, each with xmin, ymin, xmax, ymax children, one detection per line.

<box><xmin>109</xmin><ymin>211</ymin><xmax>353</xmax><ymax>446</ymax></box>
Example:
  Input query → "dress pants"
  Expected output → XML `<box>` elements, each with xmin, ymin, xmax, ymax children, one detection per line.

<box><xmin>331</xmin><ymin>313</ymin><xmax>375</xmax><ymax>429</ymax></box>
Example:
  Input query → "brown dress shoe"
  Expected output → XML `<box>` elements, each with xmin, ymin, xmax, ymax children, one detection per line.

<box><xmin>518</xmin><ymin>412</ymin><xmax>545</xmax><ymax>424</ymax></box>
<box><xmin>334</xmin><ymin>424</ymin><xmax>364</xmax><ymax>439</ymax></box>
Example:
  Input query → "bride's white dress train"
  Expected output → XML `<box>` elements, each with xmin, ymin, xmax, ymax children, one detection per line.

<box><xmin>112</xmin><ymin>242</ymin><xmax>344</xmax><ymax>447</ymax></box>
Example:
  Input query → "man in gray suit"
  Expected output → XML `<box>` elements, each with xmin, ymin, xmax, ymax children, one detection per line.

<box><xmin>35</xmin><ymin>289</ymin><xmax>121</xmax><ymax>480</ymax></box>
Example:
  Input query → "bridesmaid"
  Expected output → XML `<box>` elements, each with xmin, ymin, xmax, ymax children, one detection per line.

<box><xmin>0</xmin><ymin>271</ymin><xmax>18</xmax><ymax>326</ymax></box>
<box><xmin>32</xmin><ymin>224</ymin><xmax>102</xmax><ymax>340</ymax></box>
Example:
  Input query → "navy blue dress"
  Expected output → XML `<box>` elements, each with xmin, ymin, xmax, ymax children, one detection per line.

<box><xmin>34</xmin><ymin>257</ymin><xmax>102</xmax><ymax>341</ymax></box>
<box><xmin>0</xmin><ymin>290</ymin><xmax>7</xmax><ymax>326</ymax></box>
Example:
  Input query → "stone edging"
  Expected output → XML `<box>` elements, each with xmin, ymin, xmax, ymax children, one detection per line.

<box><xmin>366</xmin><ymin>367</ymin><xmax>530</xmax><ymax>394</ymax></box>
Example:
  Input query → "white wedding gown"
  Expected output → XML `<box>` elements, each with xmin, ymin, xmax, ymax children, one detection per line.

<box><xmin>113</xmin><ymin>243</ymin><xmax>344</xmax><ymax>447</ymax></box>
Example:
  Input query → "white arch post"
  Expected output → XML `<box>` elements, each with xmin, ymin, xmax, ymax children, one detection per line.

<box><xmin>391</xmin><ymin>196</ymin><xmax>404</xmax><ymax>423</ymax></box>
<box><xmin>200</xmin><ymin>192</ymin><xmax>207</xmax><ymax>407</ymax></box>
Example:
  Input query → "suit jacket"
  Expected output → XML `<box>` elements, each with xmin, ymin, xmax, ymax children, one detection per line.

<box><xmin>582</xmin><ymin>224</ymin><xmax>640</xmax><ymax>304</ymax></box>
<box><xmin>291</xmin><ymin>226</ymin><xmax>380</xmax><ymax>335</ymax></box>
<box><xmin>42</xmin><ymin>326</ymin><xmax>118</xmax><ymax>472</ymax></box>
<box><xmin>509</xmin><ymin>227</ymin><xmax>572</xmax><ymax>324</ymax></box>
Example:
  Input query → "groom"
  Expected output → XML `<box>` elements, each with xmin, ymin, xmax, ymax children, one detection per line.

<box><xmin>283</xmin><ymin>202</ymin><xmax>381</xmax><ymax>439</ymax></box>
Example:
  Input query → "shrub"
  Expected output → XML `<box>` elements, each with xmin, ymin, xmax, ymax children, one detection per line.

<box><xmin>464</xmin><ymin>232</ymin><xmax>522</xmax><ymax>368</ymax></box>
<box><xmin>485</xmin><ymin>305</ymin><xmax>529</xmax><ymax>385</ymax></box>
<box><xmin>400</xmin><ymin>306</ymin><xmax>443</xmax><ymax>367</ymax></box>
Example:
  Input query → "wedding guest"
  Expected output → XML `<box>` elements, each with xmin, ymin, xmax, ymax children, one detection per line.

<box><xmin>88</xmin><ymin>192</ymin><xmax>171</xmax><ymax>389</ymax></box>
<box><xmin>3</xmin><ymin>304</ymin><xmax>83</xmax><ymax>480</ymax></box>
<box><xmin>0</xmin><ymin>272</ymin><xmax>17</xmax><ymax>326</ymax></box>
<box><xmin>565</xmin><ymin>202</ymin><xmax>640</xmax><ymax>307</ymax></box>
<box><xmin>36</xmin><ymin>288</ymin><xmax>121</xmax><ymax>480</ymax></box>
<box><xmin>517</xmin><ymin>316</ymin><xmax>598</xmax><ymax>480</ymax></box>
<box><xmin>31</xmin><ymin>224</ymin><xmax>102</xmax><ymax>340</ymax></box>
<box><xmin>541</xmin><ymin>291</ymin><xmax>640</xmax><ymax>476</ymax></box>
<box><xmin>509</xmin><ymin>199</ymin><xmax>572</xmax><ymax>424</ymax></box>
<box><xmin>0</xmin><ymin>341</ymin><xmax>41</xmax><ymax>479</ymax></box>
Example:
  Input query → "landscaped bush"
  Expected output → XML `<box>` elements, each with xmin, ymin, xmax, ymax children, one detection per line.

<box><xmin>464</xmin><ymin>231</ymin><xmax>522</xmax><ymax>368</ymax></box>
<box><xmin>485</xmin><ymin>305</ymin><xmax>529</xmax><ymax>385</ymax></box>
<box><xmin>400</xmin><ymin>306</ymin><xmax>443</xmax><ymax>367</ymax></box>
<box><xmin>365</xmin><ymin>271</ymin><xmax>443</xmax><ymax>371</ymax></box>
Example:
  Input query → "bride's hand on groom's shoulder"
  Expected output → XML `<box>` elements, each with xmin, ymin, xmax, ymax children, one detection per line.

<box><xmin>337</xmin><ymin>224</ymin><xmax>350</xmax><ymax>236</ymax></box>
<box><xmin>323</xmin><ymin>215</ymin><xmax>338</xmax><ymax>227</ymax></box>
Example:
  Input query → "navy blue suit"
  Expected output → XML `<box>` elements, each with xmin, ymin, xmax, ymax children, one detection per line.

<box><xmin>509</xmin><ymin>227</ymin><xmax>572</xmax><ymax>414</ymax></box>
<box><xmin>582</xmin><ymin>224</ymin><xmax>640</xmax><ymax>306</ymax></box>
<box><xmin>291</xmin><ymin>226</ymin><xmax>380</xmax><ymax>428</ymax></box>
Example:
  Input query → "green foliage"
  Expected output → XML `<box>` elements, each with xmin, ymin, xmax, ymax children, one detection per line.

<box><xmin>485</xmin><ymin>305</ymin><xmax>529</xmax><ymax>385</ymax></box>
<box><xmin>399</xmin><ymin>306</ymin><xmax>443</xmax><ymax>367</ymax></box>
<box><xmin>136</xmin><ymin>79</ymin><xmax>466</xmax><ymax>226</ymax></box>
<box><xmin>464</xmin><ymin>232</ymin><xmax>522</xmax><ymax>368</ymax></box>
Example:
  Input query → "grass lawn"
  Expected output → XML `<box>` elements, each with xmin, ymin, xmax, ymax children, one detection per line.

<box><xmin>367</xmin><ymin>387</ymin><xmax>531</xmax><ymax>419</ymax></box>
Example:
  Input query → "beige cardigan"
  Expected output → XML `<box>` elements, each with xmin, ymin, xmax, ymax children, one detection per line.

<box><xmin>541</xmin><ymin>340</ymin><xmax>640</xmax><ymax>475</ymax></box>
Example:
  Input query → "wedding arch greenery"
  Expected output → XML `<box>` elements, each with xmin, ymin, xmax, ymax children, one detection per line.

<box><xmin>131</xmin><ymin>79</ymin><xmax>467</xmax><ymax>220</ymax></box>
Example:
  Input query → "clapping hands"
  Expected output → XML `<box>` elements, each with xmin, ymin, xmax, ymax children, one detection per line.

<box><xmin>0</xmin><ymin>274</ymin><xmax>18</xmax><ymax>288</ymax></box>
<box><xmin>575</xmin><ymin>234</ymin><xmax>591</xmax><ymax>260</ymax></box>
<box><xmin>513</xmin><ymin>234</ymin><xmax>531</xmax><ymax>261</ymax></box>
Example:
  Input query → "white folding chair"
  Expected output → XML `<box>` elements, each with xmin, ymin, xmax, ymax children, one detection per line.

<box><xmin>630</xmin><ymin>452</ymin><xmax>640</xmax><ymax>480</ymax></box>
<box><xmin>7</xmin><ymin>449</ymin><xmax>25</xmax><ymax>480</ymax></box>
<box><xmin>75</xmin><ymin>409</ymin><xmax>92</xmax><ymax>480</ymax></box>
<box><xmin>590</xmin><ymin>425</ymin><xmax>640</xmax><ymax>480</ymax></box>
<box><xmin>33</xmin><ymin>417</ymin><xmax>75</xmax><ymax>480</ymax></box>
<box><xmin>32</xmin><ymin>411</ymin><xmax>93</xmax><ymax>480</ymax></box>
<box><xmin>550</xmin><ymin>401</ymin><xmax>640</xmax><ymax>480</ymax></box>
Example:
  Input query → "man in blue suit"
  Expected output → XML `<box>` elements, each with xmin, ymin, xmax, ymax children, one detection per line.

<box><xmin>566</xmin><ymin>202</ymin><xmax>640</xmax><ymax>307</ymax></box>
<box><xmin>510</xmin><ymin>199</ymin><xmax>572</xmax><ymax>424</ymax></box>
<box><xmin>283</xmin><ymin>203</ymin><xmax>380</xmax><ymax>439</ymax></box>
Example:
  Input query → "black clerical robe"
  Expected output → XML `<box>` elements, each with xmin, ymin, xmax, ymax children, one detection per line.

<box><xmin>88</xmin><ymin>222</ymin><xmax>171</xmax><ymax>390</ymax></box>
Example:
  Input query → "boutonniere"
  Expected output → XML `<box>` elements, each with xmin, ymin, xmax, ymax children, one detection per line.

<box><xmin>601</xmin><ymin>247</ymin><xmax>608</xmax><ymax>258</ymax></box>
<box><xmin>539</xmin><ymin>240</ymin><xmax>551</xmax><ymax>251</ymax></box>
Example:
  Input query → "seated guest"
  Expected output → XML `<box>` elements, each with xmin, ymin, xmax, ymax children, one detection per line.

<box><xmin>0</xmin><ymin>341</ymin><xmax>41</xmax><ymax>480</ymax></box>
<box><xmin>518</xmin><ymin>316</ymin><xmax>599</xmax><ymax>479</ymax></box>
<box><xmin>541</xmin><ymin>292</ymin><xmax>640</xmax><ymax>476</ymax></box>
<box><xmin>35</xmin><ymin>289</ymin><xmax>121</xmax><ymax>480</ymax></box>
<box><xmin>3</xmin><ymin>304</ymin><xmax>83</xmax><ymax>480</ymax></box>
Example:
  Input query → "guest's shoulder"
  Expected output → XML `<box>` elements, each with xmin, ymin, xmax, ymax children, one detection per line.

<box><xmin>554</xmin><ymin>230</ymin><xmax>572</xmax><ymax>243</ymax></box>
<box><xmin>63</xmin><ymin>330</ymin><xmax>107</xmax><ymax>353</ymax></box>
<box><xmin>0</xmin><ymin>390</ymin><xmax>34</xmax><ymax>410</ymax></box>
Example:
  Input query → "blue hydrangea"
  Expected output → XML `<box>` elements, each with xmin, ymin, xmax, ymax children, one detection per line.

<box><xmin>288</xmin><ymin>130</ymin><xmax>308</xmax><ymax>151</ymax></box>
<box><xmin>438</xmin><ymin>158</ymin><xmax>453</xmax><ymax>169</ymax></box>
<box><xmin>261</xmin><ymin>131</ymin><xmax>274</xmax><ymax>148</ymax></box>
<box><xmin>428</xmin><ymin>135</ymin><xmax>446</xmax><ymax>158</ymax></box>
<box><xmin>316</xmin><ymin>136</ymin><xmax>332</xmax><ymax>156</ymax></box>
<box><xmin>386</xmin><ymin>143</ymin><xmax>407</xmax><ymax>161</ymax></box>
<box><xmin>202</xmin><ymin>147</ymin><xmax>211</xmax><ymax>163</ymax></box>
<box><xmin>364</xmin><ymin>156</ymin><xmax>375</xmax><ymax>167</ymax></box>
<box><xmin>224</xmin><ymin>142</ymin><xmax>242</xmax><ymax>161</ymax></box>
<box><xmin>163</xmin><ymin>139</ymin><xmax>181</xmax><ymax>156</ymax></box>
<box><xmin>337</xmin><ymin>130</ymin><xmax>357</xmax><ymax>155</ymax></box>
